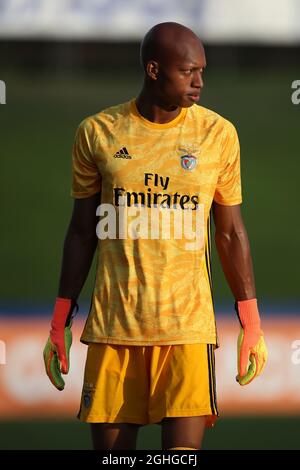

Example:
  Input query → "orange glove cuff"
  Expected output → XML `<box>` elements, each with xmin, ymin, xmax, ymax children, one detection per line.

<box><xmin>236</xmin><ymin>298</ymin><xmax>261</xmax><ymax>330</ymax></box>
<box><xmin>50</xmin><ymin>297</ymin><xmax>72</xmax><ymax>332</ymax></box>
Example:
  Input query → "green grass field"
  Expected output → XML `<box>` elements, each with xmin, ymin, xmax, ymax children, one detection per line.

<box><xmin>0</xmin><ymin>417</ymin><xmax>299</xmax><ymax>450</ymax></box>
<box><xmin>1</xmin><ymin>66</ymin><xmax>299</xmax><ymax>305</ymax></box>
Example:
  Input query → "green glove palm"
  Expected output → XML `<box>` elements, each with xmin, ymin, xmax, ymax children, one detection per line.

<box><xmin>43</xmin><ymin>325</ymin><xmax>72</xmax><ymax>391</ymax></box>
<box><xmin>235</xmin><ymin>298</ymin><xmax>268</xmax><ymax>386</ymax></box>
<box><xmin>236</xmin><ymin>327</ymin><xmax>268</xmax><ymax>385</ymax></box>
<box><xmin>43</xmin><ymin>298</ymin><xmax>77</xmax><ymax>391</ymax></box>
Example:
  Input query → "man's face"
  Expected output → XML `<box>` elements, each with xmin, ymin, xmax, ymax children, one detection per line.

<box><xmin>154</xmin><ymin>41</ymin><xmax>206</xmax><ymax>108</ymax></box>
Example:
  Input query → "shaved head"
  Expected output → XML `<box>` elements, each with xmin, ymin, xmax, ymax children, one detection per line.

<box><xmin>137</xmin><ymin>22</ymin><xmax>206</xmax><ymax>113</ymax></box>
<box><xmin>140</xmin><ymin>22</ymin><xmax>204</xmax><ymax>71</ymax></box>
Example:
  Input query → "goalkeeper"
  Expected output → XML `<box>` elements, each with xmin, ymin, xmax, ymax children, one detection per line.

<box><xmin>43</xmin><ymin>21</ymin><xmax>267</xmax><ymax>450</ymax></box>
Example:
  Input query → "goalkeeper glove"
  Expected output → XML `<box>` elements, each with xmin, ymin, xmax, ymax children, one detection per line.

<box><xmin>235</xmin><ymin>298</ymin><xmax>268</xmax><ymax>386</ymax></box>
<box><xmin>43</xmin><ymin>297</ymin><xmax>78</xmax><ymax>391</ymax></box>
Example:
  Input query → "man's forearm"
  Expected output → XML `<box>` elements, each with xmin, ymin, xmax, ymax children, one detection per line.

<box><xmin>215</xmin><ymin>226</ymin><xmax>256</xmax><ymax>301</ymax></box>
<box><xmin>58</xmin><ymin>224</ymin><xmax>98</xmax><ymax>300</ymax></box>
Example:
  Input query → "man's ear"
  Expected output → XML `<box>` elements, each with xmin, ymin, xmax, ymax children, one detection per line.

<box><xmin>146</xmin><ymin>60</ymin><xmax>159</xmax><ymax>80</ymax></box>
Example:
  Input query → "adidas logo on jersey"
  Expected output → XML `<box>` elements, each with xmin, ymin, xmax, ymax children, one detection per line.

<box><xmin>114</xmin><ymin>147</ymin><xmax>132</xmax><ymax>159</ymax></box>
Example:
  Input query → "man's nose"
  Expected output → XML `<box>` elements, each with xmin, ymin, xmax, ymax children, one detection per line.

<box><xmin>192</xmin><ymin>71</ymin><xmax>204</xmax><ymax>89</ymax></box>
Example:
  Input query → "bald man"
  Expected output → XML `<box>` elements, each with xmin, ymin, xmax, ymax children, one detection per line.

<box><xmin>43</xmin><ymin>22</ymin><xmax>268</xmax><ymax>450</ymax></box>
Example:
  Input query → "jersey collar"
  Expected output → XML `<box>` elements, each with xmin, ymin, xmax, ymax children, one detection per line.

<box><xmin>130</xmin><ymin>99</ymin><xmax>187</xmax><ymax>129</ymax></box>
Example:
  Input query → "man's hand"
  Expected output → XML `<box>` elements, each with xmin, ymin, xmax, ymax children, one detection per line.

<box><xmin>43</xmin><ymin>297</ymin><xmax>78</xmax><ymax>391</ymax></box>
<box><xmin>235</xmin><ymin>298</ymin><xmax>268</xmax><ymax>386</ymax></box>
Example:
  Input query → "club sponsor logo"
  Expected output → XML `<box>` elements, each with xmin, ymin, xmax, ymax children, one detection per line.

<box><xmin>95</xmin><ymin>173</ymin><xmax>205</xmax><ymax>251</ymax></box>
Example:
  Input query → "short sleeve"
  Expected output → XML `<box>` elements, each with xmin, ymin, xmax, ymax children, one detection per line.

<box><xmin>71</xmin><ymin>119</ymin><xmax>102</xmax><ymax>198</ymax></box>
<box><xmin>213</xmin><ymin>122</ymin><xmax>242</xmax><ymax>206</ymax></box>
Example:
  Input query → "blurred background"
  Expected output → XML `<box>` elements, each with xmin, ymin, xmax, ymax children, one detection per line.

<box><xmin>0</xmin><ymin>0</ymin><xmax>300</xmax><ymax>450</ymax></box>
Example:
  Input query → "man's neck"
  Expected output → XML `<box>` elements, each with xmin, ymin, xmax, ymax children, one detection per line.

<box><xmin>135</xmin><ymin>88</ymin><xmax>181</xmax><ymax>124</ymax></box>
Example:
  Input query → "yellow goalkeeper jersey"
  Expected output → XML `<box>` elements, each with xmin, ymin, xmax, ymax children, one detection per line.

<box><xmin>71</xmin><ymin>99</ymin><xmax>242</xmax><ymax>346</ymax></box>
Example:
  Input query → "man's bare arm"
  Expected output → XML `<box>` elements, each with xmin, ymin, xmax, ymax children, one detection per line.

<box><xmin>212</xmin><ymin>202</ymin><xmax>268</xmax><ymax>384</ymax></box>
<box><xmin>212</xmin><ymin>202</ymin><xmax>256</xmax><ymax>301</ymax></box>
<box><xmin>58</xmin><ymin>191</ymin><xmax>100</xmax><ymax>300</ymax></box>
<box><xmin>43</xmin><ymin>192</ymin><xmax>100</xmax><ymax>390</ymax></box>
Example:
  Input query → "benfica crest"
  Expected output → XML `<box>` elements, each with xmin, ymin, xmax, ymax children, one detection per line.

<box><xmin>179</xmin><ymin>145</ymin><xmax>199</xmax><ymax>171</ymax></box>
<box><xmin>180</xmin><ymin>155</ymin><xmax>196</xmax><ymax>170</ymax></box>
<box><xmin>82</xmin><ymin>382</ymin><xmax>94</xmax><ymax>408</ymax></box>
